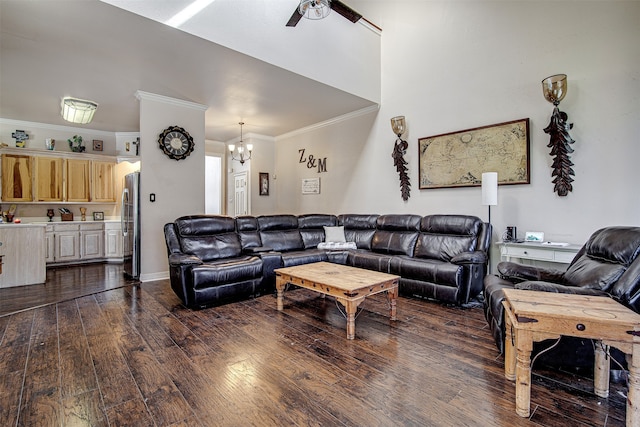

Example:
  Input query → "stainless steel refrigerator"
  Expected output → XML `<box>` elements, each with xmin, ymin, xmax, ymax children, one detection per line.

<box><xmin>122</xmin><ymin>172</ymin><xmax>140</xmax><ymax>279</ymax></box>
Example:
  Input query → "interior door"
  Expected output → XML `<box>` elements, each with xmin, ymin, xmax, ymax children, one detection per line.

<box><xmin>233</xmin><ymin>171</ymin><xmax>248</xmax><ymax>216</ymax></box>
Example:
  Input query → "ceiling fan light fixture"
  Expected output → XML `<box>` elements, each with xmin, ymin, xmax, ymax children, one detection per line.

<box><xmin>61</xmin><ymin>97</ymin><xmax>98</xmax><ymax>124</ymax></box>
<box><xmin>299</xmin><ymin>0</ymin><xmax>331</xmax><ymax>20</ymax></box>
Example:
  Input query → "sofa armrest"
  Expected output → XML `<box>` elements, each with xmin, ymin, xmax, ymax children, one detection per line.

<box><xmin>451</xmin><ymin>251</ymin><xmax>487</xmax><ymax>265</ymax></box>
<box><xmin>515</xmin><ymin>280</ymin><xmax>609</xmax><ymax>296</ymax></box>
<box><xmin>168</xmin><ymin>253</ymin><xmax>203</xmax><ymax>267</ymax></box>
<box><xmin>497</xmin><ymin>261</ymin><xmax>565</xmax><ymax>283</ymax></box>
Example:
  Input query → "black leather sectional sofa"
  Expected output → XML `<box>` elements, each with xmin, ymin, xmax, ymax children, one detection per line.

<box><xmin>164</xmin><ymin>213</ymin><xmax>492</xmax><ymax>309</ymax></box>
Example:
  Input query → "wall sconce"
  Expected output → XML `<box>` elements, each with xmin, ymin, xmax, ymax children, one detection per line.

<box><xmin>391</xmin><ymin>116</ymin><xmax>410</xmax><ymax>201</ymax></box>
<box><xmin>542</xmin><ymin>74</ymin><xmax>575</xmax><ymax>196</ymax></box>
<box><xmin>61</xmin><ymin>97</ymin><xmax>98</xmax><ymax>124</ymax></box>
<box><xmin>228</xmin><ymin>122</ymin><xmax>253</xmax><ymax>165</ymax></box>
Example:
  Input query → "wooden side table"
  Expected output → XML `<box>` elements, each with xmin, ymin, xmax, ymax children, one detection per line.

<box><xmin>502</xmin><ymin>289</ymin><xmax>640</xmax><ymax>426</ymax></box>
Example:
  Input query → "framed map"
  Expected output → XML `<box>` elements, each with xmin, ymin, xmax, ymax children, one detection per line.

<box><xmin>418</xmin><ymin>118</ymin><xmax>530</xmax><ymax>189</ymax></box>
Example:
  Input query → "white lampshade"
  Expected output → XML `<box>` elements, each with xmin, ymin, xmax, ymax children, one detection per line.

<box><xmin>481</xmin><ymin>172</ymin><xmax>498</xmax><ymax>206</ymax></box>
<box><xmin>61</xmin><ymin>97</ymin><xmax>98</xmax><ymax>124</ymax></box>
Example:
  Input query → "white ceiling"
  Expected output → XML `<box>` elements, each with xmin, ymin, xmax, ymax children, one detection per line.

<box><xmin>0</xmin><ymin>0</ymin><xmax>378</xmax><ymax>142</ymax></box>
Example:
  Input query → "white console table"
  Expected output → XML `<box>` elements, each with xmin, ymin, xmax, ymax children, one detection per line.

<box><xmin>499</xmin><ymin>241</ymin><xmax>582</xmax><ymax>265</ymax></box>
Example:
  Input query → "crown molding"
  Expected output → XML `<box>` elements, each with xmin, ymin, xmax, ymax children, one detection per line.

<box><xmin>0</xmin><ymin>117</ymin><xmax>115</xmax><ymax>138</ymax></box>
<box><xmin>276</xmin><ymin>104</ymin><xmax>380</xmax><ymax>140</ymax></box>
<box><xmin>135</xmin><ymin>90</ymin><xmax>208</xmax><ymax>111</ymax></box>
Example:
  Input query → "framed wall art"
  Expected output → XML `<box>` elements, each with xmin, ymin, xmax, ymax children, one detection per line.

<box><xmin>418</xmin><ymin>118</ymin><xmax>530</xmax><ymax>189</ymax></box>
<box><xmin>259</xmin><ymin>172</ymin><xmax>269</xmax><ymax>196</ymax></box>
<box><xmin>301</xmin><ymin>178</ymin><xmax>320</xmax><ymax>194</ymax></box>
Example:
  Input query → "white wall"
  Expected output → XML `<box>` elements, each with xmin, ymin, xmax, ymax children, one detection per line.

<box><xmin>275</xmin><ymin>1</ymin><xmax>640</xmax><ymax>267</ymax></box>
<box><xmin>136</xmin><ymin>91</ymin><xmax>207</xmax><ymax>281</ymax></box>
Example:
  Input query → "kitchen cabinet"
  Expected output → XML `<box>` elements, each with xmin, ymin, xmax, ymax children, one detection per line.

<box><xmin>1</xmin><ymin>154</ymin><xmax>33</xmax><ymax>202</ymax></box>
<box><xmin>104</xmin><ymin>221</ymin><xmax>123</xmax><ymax>260</ymax></box>
<box><xmin>46</xmin><ymin>222</ymin><xmax>121</xmax><ymax>264</ymax></box>
<box><xmin>80</xmin><ymin>223</ymin><xmax>104</xmax><ymax>259</ymax></box>
<box><xmin>66</xmin><ymin>159</ymin><xmax>91</xmax><ymax>202</ymax></box>
<box><xmin>45</xmin><ymin>224</ymin><xmax>55</xmax><ymax>263</ymax></box>
<box><xmin>34</xmin><ymin>156</ymin><xmax>64</xmax><ymax>201</ymax></box>
<box><xmin>0</xmin><ymin>224</ymin><xmax>46</xmax><ymax>288</ymax></box>
<box><xmin>91</xmin><ymin>160</ymin><xmax>116</xmax><ymax>202</ymax></box>
<box><xmin>54</xmin><ymin>223</ymin><xmax>81</xmax><ymax>262</ymax></box>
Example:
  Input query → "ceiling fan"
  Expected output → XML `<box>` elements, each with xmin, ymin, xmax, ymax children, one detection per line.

<box><xmin>286</xmin><ymin>0</ymin><xmax>362</xmax><ymax>27</ymax></box>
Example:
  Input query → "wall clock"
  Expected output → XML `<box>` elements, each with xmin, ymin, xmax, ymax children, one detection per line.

<box><xmin>158</xmin><ymin>125</ymin><xmax>194</xmax><ymax>160</ymax></box>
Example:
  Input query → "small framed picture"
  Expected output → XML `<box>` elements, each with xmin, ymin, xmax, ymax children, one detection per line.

<box><xmin>93</xmin><ymin>139</ymin><xmax>103</xmax><ymax>151</ymax></box>
<box><xmin>93</xmin><ymin>211</ymin><xmax>104</xmax><ymax>221</ymax></box>
<box><xmin>259</xmin><ymin>172</ymin><xmax>269</xmax><ymax>196</ymax></box>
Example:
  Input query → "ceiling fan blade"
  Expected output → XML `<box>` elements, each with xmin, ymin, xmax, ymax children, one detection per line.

<box><xmin>330</xmin><ymin>0</ymin><xmax>362</xmax><ymax>23</ymax></box>
<box><xmin>286</xmin><ymin>8</ymin><xmax>303</xmax><ymax>27</ymax></box>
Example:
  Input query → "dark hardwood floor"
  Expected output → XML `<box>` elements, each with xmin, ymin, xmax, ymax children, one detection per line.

<box><xmin>0</xmin><ymin>265</ymin><xmax>629</xmax><ymax>426</ymax></box>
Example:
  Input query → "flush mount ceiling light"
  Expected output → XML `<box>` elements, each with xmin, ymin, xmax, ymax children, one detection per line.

<box><xmin>299</xmin><ymin>0</ymin><xmax>331</xmax><ymax>20</ymax></box>
<box><xmin>61</xmin><ymin>97</ymin><xmax>98</xmax><ymax>124</ymax></box>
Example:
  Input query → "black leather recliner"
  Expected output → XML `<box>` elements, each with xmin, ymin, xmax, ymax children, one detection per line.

<box><xmin>484</xmin><ymin>226</ymin><xmax>640</xmax><ymax>365</ymax></box>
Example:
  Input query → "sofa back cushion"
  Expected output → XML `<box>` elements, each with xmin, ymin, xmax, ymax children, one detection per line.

<box><xmin>371</xmin><ymin>214</ymin><xmax>421</xmax><ymax>256</ymax></box>
<box><xmin>258</xmin><ymin>214</ymin><xmax>304</xmax><ymax>252</ymax></box>
<box><xmin>235</xmin><ymin>216</ymin><xmax>262</xmax><ymax>249</ymax></box>
<box><xmin>174</xmin><ymin>215</ymin><xmax>241</xmax><ymax>261</ymax></box>
<box><xmin>414</xmin><ymin>215</ymin><xmax>482</xmax><ymax>262</ymax></box>
<box><xmin>564</xmin><ymin>226</ymin><xmax>640</xmax><ymax>290</ymax></box>
<box><xmin>338</xmin><ymin>214</ymin><xmax>379</xmax><ymax>250</ymax></box>
<box><xmin>298</xmin><ymin>214</ymin><xmax>338</xmax><ymax>249</ymax></box>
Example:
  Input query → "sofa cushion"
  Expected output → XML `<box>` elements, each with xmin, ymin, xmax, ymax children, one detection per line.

<box><xmin>414</xmin><ymin>215</ymin><xmax>482</xmax><ymax>262</ymax></box>
<box><xmin>346</xmin><ymin>250</ymin><xmax>393</xmax><ymax>273</ymax></box>
<box><xmin>298</xmin><ymin>214</ymin><xmax>338</xmax><ymax>249</ymax></box>
<box><xmin>390</xmin><ymin>256</ymin><xmax>463</xmax><ymax>288</ymax></box>
<box><xmin>258</xmin><ymin>215</ymin><xmax>304</xmax><ymax>251</ymax></box>
<box><xmin>191</xmin><ymin>256</ymin><xmax>263</xmax><ymax>289</ymax></box>
<box><xmin>371</xmin><ymin>214</ymin><xmax>421</xmax><ymax>256</ymax></box>
<box><xmin>338</xmin><ymin>214</ymin><xmax>379</xmax><ymax>250</ymax></box>
<box><xmin>281</xmin><ymin>249</ymin><xmax>329</xmax><ymax>267</ymax></box>
<box><xmin>175</xmin><ymin>216</ymin><xmax>242</xmax><ymax>261</ymax></box>
<box><xmin>236</xmin><ymin>216</ymin><xmax>262</xmax><ymax>249</ymax></box>
<box><xmin>562</xmin><ymin>255</ymin><xmax>627</xmax><ymax>291</ymax></box>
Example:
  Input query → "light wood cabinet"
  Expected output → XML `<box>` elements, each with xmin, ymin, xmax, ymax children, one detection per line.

<box><xmin>91</xmin><ymin>160</ymin><xmax>116</xmax><ymax>202</ymax></box>
<box><xmin>34</xmin><ymin>156</ymin><xmax>64</xmax><ymax>201</ymax></box>
<box><xmin>66</xmin><ymin>159</ymin><xmax>91</xmax><ymax>202</ymax></box>
<box><xmin>1</xmin><ymin>154</ymin><xmax>33</xmax><ymax>202</ymax></box>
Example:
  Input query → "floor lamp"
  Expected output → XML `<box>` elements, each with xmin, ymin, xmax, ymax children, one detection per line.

<box><xmin>482</xmin><ymin>172</ymin><xmax>498</xmax><ymax>273</ymax></box>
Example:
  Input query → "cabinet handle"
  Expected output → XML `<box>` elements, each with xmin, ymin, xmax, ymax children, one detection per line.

<box><xmin>523</xmin><ymin>251</ymin><xmax>528</xmax><ymax>255</ymax></box>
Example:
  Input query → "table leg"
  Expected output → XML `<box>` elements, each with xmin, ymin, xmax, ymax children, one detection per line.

<box><xmin>594</xmin><ymin>341</ymin><xmax>610</xmax><ymax>398</ymax></box>
<box><xmin>337</xmin><ymin>297</ymin><xmax>365</xmax><ymax>340</ymax></box>
<box><xmin>628</xmin><ymin>345</ymin><xmax>640</xmax><ymax>427</ymax></box>
<box><xmin>275</xmin><ymin>276</ymin><xmax>285</xmax><ymax>311</ymax></box>
<box><xmin>515</xmin><ymin>329</ymin><xmax>533</xmax><ymax>418</ymax></box>
<box><xmin>504</xmin><ymin>307</ymin><xmax>516</xmax><ymax>381</ymax></box>
<box><xmin>387</xmin><ymin>286</ymin><xmax>398</xmax><ymax>321</ymax></box>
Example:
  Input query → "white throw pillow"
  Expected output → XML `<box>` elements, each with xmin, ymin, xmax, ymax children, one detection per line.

<box><xmin>323</xmin><ymin>226</ymin><xmax>346</xmax><ymax>243</ymax></box>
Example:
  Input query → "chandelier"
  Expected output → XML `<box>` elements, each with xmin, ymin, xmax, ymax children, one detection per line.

<box><xmin>228</xmin><ymin>122</ymin><xmax>253</xmax><ymax>165</ymax></box>
<box><xmin>299</xmin><ymin>0</ymin><xmax>331</xmax><ymax>20</ymax></box>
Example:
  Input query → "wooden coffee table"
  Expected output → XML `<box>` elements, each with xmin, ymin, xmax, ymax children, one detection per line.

<box><xmin>502</xmin><ymin>289</ymin><xmax>640</xmax><ymax>425</ymax></box>
<box><xmin>274</xmin><ymin>262</ymin><xmax>399</xmax><ymax>339</ymax></box>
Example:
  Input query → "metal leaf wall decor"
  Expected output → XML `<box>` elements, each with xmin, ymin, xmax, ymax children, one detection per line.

<box><xmin>543</xmin><ymin>107</ymin><xmax>575</xmax><ymax>196</ymax></box>
<box><xmin>392</xmin><ymin>137</ymin><xmax>411</xmax><ymax>201</ymax></box>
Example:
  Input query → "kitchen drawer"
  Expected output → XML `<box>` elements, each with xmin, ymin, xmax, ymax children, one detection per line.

<box><xmin>80</xmin><ymin>223</ymin><xmax>104</xmax><ymax>231</ymax></box>
<box><xmin>54</xmin><ymin>223</ymin><xmax>80</xmax><ymax>232</ymax></box>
